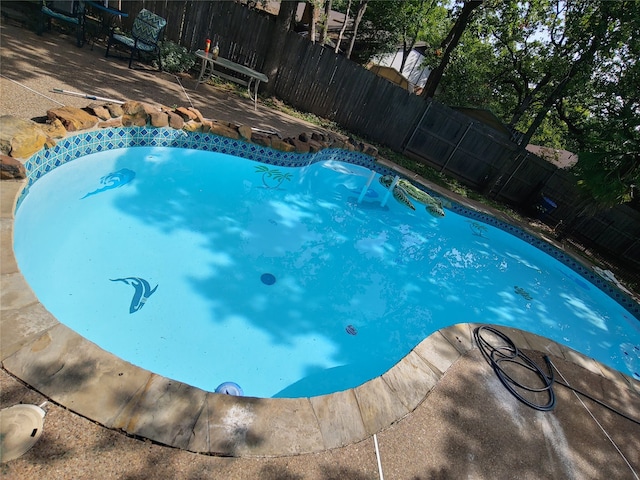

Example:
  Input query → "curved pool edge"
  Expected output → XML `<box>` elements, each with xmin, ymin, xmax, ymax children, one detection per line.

<box><xmin>2</xmin><ymin>133</ymin><xmax>640</xmax><ymax>457</ymax></box>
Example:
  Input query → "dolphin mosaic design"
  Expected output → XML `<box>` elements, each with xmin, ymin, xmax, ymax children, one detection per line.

<box><xmin>110</xmin><ymin>277</ymin><xmax>158</xmax><ymax>313</ymax></box>
<box><xmin>379</xmin><ymin>175</ymin><xmax>445</xmax><ymax>217</ymax></box>
<box><xmin>82</xmin><ymin>168</ymin><xmax>136</xmax><ymax>199</ymax></box>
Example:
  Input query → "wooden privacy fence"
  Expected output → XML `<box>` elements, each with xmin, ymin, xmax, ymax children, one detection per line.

<box><xmin>403</xmin><ymin>100</ymin><xmax>519</xmax><ymax>193</ymax></box>
<box><xmin>274</xmin><ymin>31</ymin><xmax>426</xmax><ymax>150</ymax></box>
<box><xmin>112</xmin><ymin>1</ymin><xmax>639</xmax><ymax>275</ymax></box>
<box><xmin>117</xmin><ymin>1</ymin><xmax>275</xmax><ymax>71</ymax></box>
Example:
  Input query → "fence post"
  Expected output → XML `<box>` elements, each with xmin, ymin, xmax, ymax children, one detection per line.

<box><xmin>495</xmin><ymin>151</ymin><xmax>529</xmax><ymax>198</ymax></box>
<box><xmin>440</xmin><ymin>123</ymin><xmax>472</xmax><ymax>172</ymax></box>
<box><xmin>402</xmin><ymin>101</ymin><xmax>432</xmax><ymax>152</ymax></box>
<box><xmin>622</xmin><ymin>237</ymin><xmax>639</xmax><ymax>260</ymax></box>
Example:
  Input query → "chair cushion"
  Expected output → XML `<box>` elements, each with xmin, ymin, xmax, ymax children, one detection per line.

<box><xmin>41</xmin><ymin>6</ymin><xmax>80</xmax><ymax>24</ymax></box>
<box><xmin>111</xmin><ymin>33</ymin><xmax>156</xmax><ymax>52</ymax></box>
<box><xmin>131</xmin><ymin>9</ymin><xmax>166</xmax><ymax>45</ymax></box>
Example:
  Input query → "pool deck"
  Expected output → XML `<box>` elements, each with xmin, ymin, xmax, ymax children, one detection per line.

<box><xmin>2</xmin><ymin>20</ymin><xmax>640</xmax><ymax>479</ymax></box>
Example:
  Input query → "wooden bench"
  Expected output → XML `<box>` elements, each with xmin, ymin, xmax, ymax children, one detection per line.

<box><xmin>194</xmin><ymin>49</ymin><xmax>268</xmax><ymax>111</ymax></box>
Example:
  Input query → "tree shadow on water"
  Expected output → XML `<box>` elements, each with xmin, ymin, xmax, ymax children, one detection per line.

<box><xmin>107</xmin><ymin>151</ymin><xmax>434</xmax><ymax>397</ymax></box>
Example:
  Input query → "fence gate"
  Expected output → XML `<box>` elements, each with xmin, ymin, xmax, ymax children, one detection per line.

<box><xmin>403</xmin><ymin>100</ymin><xmax>518</xmax><ymax>193</ymax></box>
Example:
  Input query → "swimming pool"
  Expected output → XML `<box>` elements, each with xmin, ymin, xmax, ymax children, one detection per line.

<box><xmin>14</xmin><ymin>130</ymin><xmax>640</xmax><ymax>398</ymax></box>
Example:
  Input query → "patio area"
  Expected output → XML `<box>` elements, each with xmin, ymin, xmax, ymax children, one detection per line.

<box><xmin>2</xmin><ymin>18</ymin><xmax>640</xmax><ymax>479</ymax></box>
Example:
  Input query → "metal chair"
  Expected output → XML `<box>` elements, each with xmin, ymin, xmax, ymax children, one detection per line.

<box><xmin>105</xmin><ymin>8</ymin><xmax>166</xmax><ymax>70</ymax></box>
<box><xmin>37</xmin><ymin>0</ymin><xmax>86</xmax><ymax>47</ymax></box>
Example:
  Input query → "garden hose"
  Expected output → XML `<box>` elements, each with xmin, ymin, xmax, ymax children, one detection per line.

<box><xmin>474</xmin><ymin>325</ymin><xmax>640</xmax><ymax>425</ymax></box>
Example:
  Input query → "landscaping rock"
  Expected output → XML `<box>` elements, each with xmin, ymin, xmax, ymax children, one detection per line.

<box><xmin>183</xmin><ymin>120</ymin><xmax>204</xmax><ymax>132</ymax></box>
<box><xmin>167</xmin><ymin>111</ymin><xmax>184</xmax><ymax>130</ymax></box>
<box><xmin>238</xmin><ymin>125</ymin><xmax>253</xmax><ymax>140</ymax></box>
<box><xmin>175</xmin><ymin>107</ymin><xmax>198</xmax><ymax>121</ymax></box>
<box><xmin>86</xmin><ymin>103</ymin><xmax>112</xmax><ymax>121</ymax></box>
<box><xmin>98</xmin><ymin>118</ymin><xmax>123</xmax><ymax>128</ymax></box>
<box><xmin>209</xmin><ymin>122</ymin><xmax>240</xmax><ymax>139</ymax></box>
<box><xmin>1</xmin><ymin>100</ymin><xmax>388</xmax><ymax>185</ymax></box>
<box><xmin>0</xmin><ymin>154</ymin><xmax>26</xmax><ymax>179</ymax></box>
<box><xmin>121</xmin><ymin>101</ymin><xmax>144</xmax><ymax>115</ymax></box>
<box><xmin>311</xmin><ymin>132</ymin><xmax>329</xmax><ymax>143</ymax></box>
<box><xmin>41</xmin><ymin>119</ymin><xmax>68</xmax><ymax>139</ymax></box>
<box><xmin>121</xmin><ymin>101</ymin><xmax>149</xmax><ymax>127</ymax></box>
<box><xmin>105</xmin><ymin>103</ymin><xmax>124</xmax><ymax>118</ymax></box>
<box><xmin>271</xmin><ymin>138</ymin><xmax>296</xmax><ymax>153</ymax></box>
<box><xmin>47</xmin><ymin>106</ymin><xmax>98</xmax><ymax>131</ymax></box>
<box><xmin>362</xmin><ymin>144</ymin><xmax>378</xmax><ymax>157</ymax></box>
<box><xmin>187</xmin><ymin>107</ymin><xmax>207</xmax><ymax>124</ymax></box>
<box><xmin>0</xmin><ymin>116</ymin><xmax>48</xmax><ymax>159</ymax></box>
<box><xmin>287</xmin><ymin>137</ymin><xmax>310</xmax><ymax>153</ymax></box>
<box><xmin>149</xmin><ymin>111</ymin><xmax>169</xmax><ymax>128</ymax></box>
<box><xmin>308</xmin><ymin>139</ymin><xmax>325</xmax><ymax>153</ymax></box>
<box><xmin>251</xmin><ymin>132</ymin><xmax>272</xmax><ymax>147</ymax></box>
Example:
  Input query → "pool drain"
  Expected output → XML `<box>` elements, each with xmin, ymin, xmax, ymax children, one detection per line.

<box><xmin>345</xmin><ymin>325</ymin><xmax>358</xmax><ymax>335</ymax></box>
<box><xmin>261</xmin><ymin>273</ymin><xmax>276</xmax><ymax>285</ymax></box>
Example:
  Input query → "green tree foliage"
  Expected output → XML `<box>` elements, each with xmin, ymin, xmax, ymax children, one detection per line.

<box><xmin>570</xmin><ymin>26</ymin><xmax>640</xmax><ymax>207</ymax></box>
<box><xmin>339</xmin><ymin>0</ymin><xmax>446</xmax><ymax>65</ymax></box>
<box><xmin>420</xmin><ymin>0</ymin><xmax>483</xmax><ymax>98</ymax></box>
<box><xmin>427</xmin><ymin>0</ymin><xmax>638</xmax><ymax>207</ymax></box>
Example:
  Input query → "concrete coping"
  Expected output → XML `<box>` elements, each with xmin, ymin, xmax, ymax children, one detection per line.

<box><xmin>2</xmin><ymin>162</ymin><xmax>639</xmax><ymax>458</ymax></box>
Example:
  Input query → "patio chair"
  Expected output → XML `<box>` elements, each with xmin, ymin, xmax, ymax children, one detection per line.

<box><xmin>105</xmin><ymin>8</ymin><xmax>166</xmax><ymax>70</ymax></box>
<box><xmin>37</xmin><ymin>0</ymin><xmax>86</xmax><ymax>47</ymax></box>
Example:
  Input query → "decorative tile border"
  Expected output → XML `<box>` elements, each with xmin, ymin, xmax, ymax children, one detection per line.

<box><xmin>18</xmin><ymin>127</ymin><xmax>640</xmax><ymax>320</ymax></box>
<box><xmin>19</xmin><ymin>127</ymin><xmax>391</xmax><ymax>197</ymax></box>
<box><xmin>450</xmin><ymin>204</ymin><xmax>640</xmax><ymax>319</ymax></box>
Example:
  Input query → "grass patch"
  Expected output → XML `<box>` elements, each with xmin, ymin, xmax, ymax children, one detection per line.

<box><xmin>261</xmin><ymin>97</ymin><xmax>346</xmax><ymax>134</ymax></box>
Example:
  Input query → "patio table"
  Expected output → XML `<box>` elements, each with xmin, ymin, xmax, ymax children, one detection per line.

<box><xmin>194</xmin><ymin>49</ymin><xmax>268</xmax><ymax>110</ymax></box>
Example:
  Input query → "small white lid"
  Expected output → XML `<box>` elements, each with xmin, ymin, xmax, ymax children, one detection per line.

<box><xmin>0</xmin><ymin>404</ymin><xmax>46</xmax><ymax>463</ymax></box>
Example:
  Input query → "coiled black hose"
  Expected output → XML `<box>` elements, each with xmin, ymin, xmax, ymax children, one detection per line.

<box><xmin>474</xmin><ymin>325</ymin><xmax>640</xmax><ymax>425</ymax></box>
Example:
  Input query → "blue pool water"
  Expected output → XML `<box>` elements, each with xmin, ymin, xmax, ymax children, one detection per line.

<box><xmin>14</xmin><ymin>146</ymin><xmax>640</xmax><ymax>398</ymax></box>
